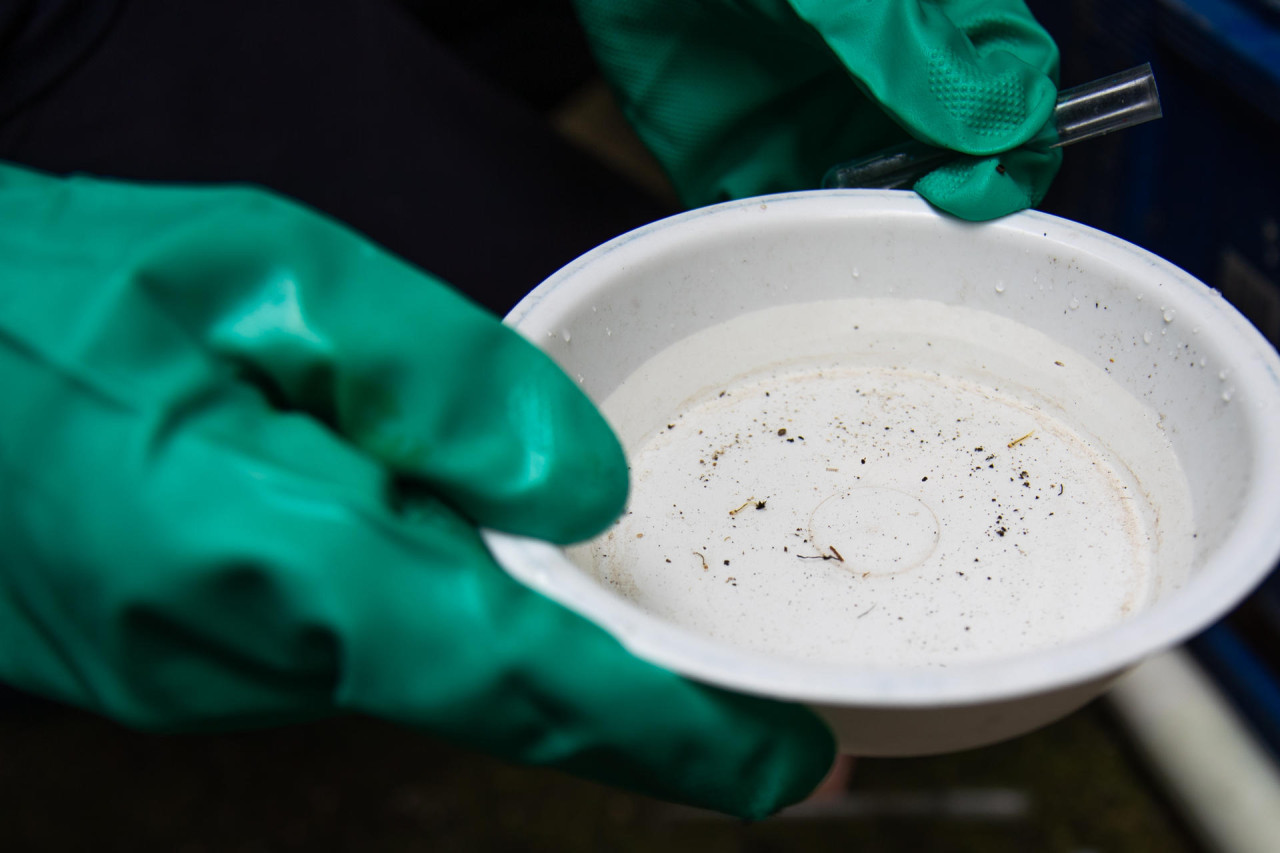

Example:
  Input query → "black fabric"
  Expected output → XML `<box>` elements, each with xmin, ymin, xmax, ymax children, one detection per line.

<box><xmin>0</xmin><ymin>0</ymin><xmax>673</xmax><ymax>314</ymax></box>
<box><xmin>394</xmin><ymin>0</ymin><xmax>599</xmax><ymax>112</ymax></box>
<box><xmin>0</xmin><ymin>0</ymin><xmax>121</xmax><ymax>120</ymax></box>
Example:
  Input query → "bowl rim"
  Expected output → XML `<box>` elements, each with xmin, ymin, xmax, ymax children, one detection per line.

<box><xmin>490</xmin><ymin>189</ymin><xmax>1280</xmax><ymax>707</ymax></box>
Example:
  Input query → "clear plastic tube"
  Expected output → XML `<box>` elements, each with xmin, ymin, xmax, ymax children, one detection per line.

<box><xmin>822</xmin><ymin>63</ymin><xmax>1162</xmax><ymax>190</ymax></box>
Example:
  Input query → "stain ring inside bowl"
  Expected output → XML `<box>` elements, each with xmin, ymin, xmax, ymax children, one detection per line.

<box><xmin>806</xmin><ymin>487</ymin><xmax>941</xmax><ymax>576</ymax></box>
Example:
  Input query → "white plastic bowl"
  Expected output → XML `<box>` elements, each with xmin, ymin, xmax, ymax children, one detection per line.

<box><xmin>484</xmin><ymin>190</ymin><xmax>1280</xmax><ymax>755</ymax></box>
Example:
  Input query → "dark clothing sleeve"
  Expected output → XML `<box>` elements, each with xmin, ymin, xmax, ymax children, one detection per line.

<box><xmin>0</xmin><ymin>0</ymin><xmax>673</xmax><ymax>315</ymax></box>
<box><xmin>0</xmin><ymin>0</ymin><xmax>121</xmax><ymax>120</ymax></box>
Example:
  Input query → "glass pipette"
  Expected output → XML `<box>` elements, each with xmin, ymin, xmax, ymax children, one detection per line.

<box><xmin>822</xmin><ymin>63</ymin><xmax>1162</xmax><ymax>190</ymax></box>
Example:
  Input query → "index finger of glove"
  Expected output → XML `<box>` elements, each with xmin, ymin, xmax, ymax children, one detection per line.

<box><xmin>2</xmin><ymin>169</ymin><xmax>627</xmax><ymax>545</ymax></box>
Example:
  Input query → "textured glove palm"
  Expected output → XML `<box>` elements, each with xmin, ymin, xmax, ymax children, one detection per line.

<box><xmin>575</xmin><ymin>0</ymin><xmax>1062</xmax><ymax>220</ymax></box>
<box><xmin>0</xmin><ymin>163</ymin><xmax>833</xmax><ymax>817</ymax></box>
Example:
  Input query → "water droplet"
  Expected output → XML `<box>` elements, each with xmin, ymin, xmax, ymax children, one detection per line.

<box><xmin>1069</xmin><ymin>297</ymin><xmax>1080</xmax><ymax>310</ymax></box>
<box><xmin>591</xmin><ymin>306</ymin><xmax>597</xmax><ymax>313</ymax></box>
<box><xmin>1161</xmin><ymin>328</ymin><xmax>1168</xmax><ymax>336</ymax></box>
<box><xmin>561</xmin><ymin>329</ymin><xmax>572</xmax><ymax>342</ymax></box>
<box><xmin>1222</xmin><ymin>388</ymin><xmax>1233</xmax><ymax>403</ymax></box>
<box><xmin>1199</xmin><ymin>358</ymin><xmax>1207</xmax><ymax>367</ymax></box>
<box><xmin>1192</xmin><ymin>327</ymin><xmax>1200</xmax><ymax>335</ymax></box>
<box><xmin>605</xmin><ymin>327</ymin><xmax>612</xmax><ymax>337</ymax></box>
<box><xmin>1163</xmin><ymin>309</ymin><xmax>1175</xmax><ymax>323</ymax></box>
<box><xmin>1219</xmin><ymin>370</ymin><xmax>1229</xmax><ymax>381</ymax></box>
<box><xmin>1136</xmin><ymin>294</ymin><xmax>1144</xmax><ymax>302</ymax></box>
<box><xmin>852</xmin><ymin>267</ymin><xmax>861</xmax><ymax>278</ymax></box>
<box><xmin>576</xmin><ymin>374</ymin><xmax>584</xmax><ymax>384</ymax></box>
<box><xmin>1142</xmin><ymin>331</ymin><xmax>1153</xmax><ymax>344</ymax></box>
<box><xmin>995</xmin><ymin>281</ymin><xmax>1006</xmax><ymax>294</ymax></box>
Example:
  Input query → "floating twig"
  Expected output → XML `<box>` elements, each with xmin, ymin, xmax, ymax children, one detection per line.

<box><xmin>1008</xmin><ymin>430</ymin><xmax>1035</xmax><ymax>448</ymax></box>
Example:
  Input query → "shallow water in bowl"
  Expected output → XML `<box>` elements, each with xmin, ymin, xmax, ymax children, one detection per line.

<box><xmin>572</xmin><ymin>299</ymin><xmax>1196</xmax><ymax>667</ymax></box>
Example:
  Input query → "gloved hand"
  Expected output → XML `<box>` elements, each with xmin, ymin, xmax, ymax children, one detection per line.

<box><xmin>0</xmin><ymin>162</ymin><xmax>833</xmax><ymax>817</ymax></box>
<box><xmin>574</xmin><ymin>0</ymin><xmax>1062</xmax><ymax>220</ymax></box>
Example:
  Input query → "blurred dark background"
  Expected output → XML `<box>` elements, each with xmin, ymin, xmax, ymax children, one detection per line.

<box><xmin>3</xmin><ymin>0</ymin><xmax>1279</xmax><ymax>849</ymax></box>
<box><xmin>0</xmin><ymin>696</ymin><xmax>1198</xmax><ymax>852</ymax></box>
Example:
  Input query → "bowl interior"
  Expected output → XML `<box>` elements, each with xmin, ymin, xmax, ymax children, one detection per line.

<box><xmin>492</xmin><ymin>190</ymin><xmax>1280</xmax><ymax>706</ymax></box>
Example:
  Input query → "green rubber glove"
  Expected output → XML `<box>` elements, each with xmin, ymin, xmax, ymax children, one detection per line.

<box><xmin>0</xmin><ymin>162</ymin><xmax>833</xmax><ymax>817</ymax></box>
<box><xmin>574</xmin><ymin>0</ymin><xmax>1062</xmax><ymax>220</ymax></box>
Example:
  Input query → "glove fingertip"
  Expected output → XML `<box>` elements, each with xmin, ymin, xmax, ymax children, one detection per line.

<box><xmin>730</xmin><ymin>702</ymin><xmax>838</xmax><ymax>819</ymax></box>
<box><xmin>914</xmin><ymin>147</ymin><xmax>1062</xmax><ymax>221</ymax></box>
<box><xmin>531</xmin><ymin>384</ymin><xmax>630</xmax><ymax>545</ymax></box>
<box><xmin>476</xmin><ymin>328</ymin><xmax>630</xmax><ymax>545</ymax></box>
